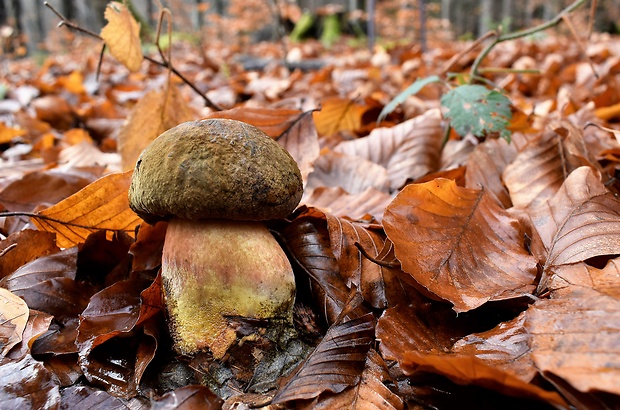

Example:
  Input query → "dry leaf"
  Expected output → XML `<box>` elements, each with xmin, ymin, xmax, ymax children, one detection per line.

<box><xmin>0</xmin><ymin>288</ymin><xmax>29</xmax><ymax>356</ymax></box>
<box><xmin>529</xmin><ymin>166</ymin><xmax>620</xmax><ymax>268</ymax></box>
<box><xmin>100</xmin><ymin>2</ymin><xmax>143</xmax><ymax>72</ymax></box>
<box><xmin>32</xmin><ymin>171</ymin><xmax>141</xmax><ymax>248</ymax></box>
<box><xmin>313</xmin><ymin>97</ymin><xmax>367</xmax><ymax>136</ymax></box>
<box><xmin>383</xmin><ymin>178</ymin><xmax>537</xmax><ymax>312</ymax></box>
<box><xmin>118</xmin><ymin>86</ymin><xmax>195</xmax><ymax>171</ymax></box>
<box><xmin>335</xmin><ymin>108</ymin><xmax>443</xmax><ymax>190</ymax></box>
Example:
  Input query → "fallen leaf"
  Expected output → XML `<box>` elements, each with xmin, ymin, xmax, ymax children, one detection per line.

<box><xmin>272</xmin><ymin>313</ymin><xmax>375</xmax><ymax>404</ymax></box>
<box><xmin>313</xmin><ymin>97</ymin><xmax>367</xmax><ymax>136</ymax></box>
<box><xmin>383</xmin><ymin>178</ymin><xmax>537</xmax><ymax>312</ymax></box>
<box><xmin>528</xmin><ymin>166</ymin><xmax>620</xmax><ymax>268</ymax></box>
<box><xmin>32</xmin><ymin>171</ymin><xmax>141</xmax><ymax>248</ymax></box>
<box><xmin>0</xmin><ymin>288</ymin><xmax>29</xmax><ymax>356</ymax></box>
<box><xmin>0</xmin><ymin>355</ymin><xmax>61</xmax><ymax>408</ymax></box>
<box><xmin>335</xmin><ymin>108</ymin><xmax>443</xmax><ymax>190</ymax></box>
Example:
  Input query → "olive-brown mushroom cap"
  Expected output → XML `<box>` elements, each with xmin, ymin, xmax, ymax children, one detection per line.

<box><xmin>129</xmin><ymin>119</ymin><xmax>303</xmax><ymax>224</ymax></box>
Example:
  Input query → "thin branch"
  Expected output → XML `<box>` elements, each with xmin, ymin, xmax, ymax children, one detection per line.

<box><xmin>562</xmin><ymin>13</ymin><xmax>599</xmax><ymax>78</ymax></box>
<box><xmin>43</xmin><ymin>1</ymin><xmax>222</xmax><ymax>111</ymax></box>
<box><xmin>0</xmin><ymin>211</ymin><xmax>138</xmax><ymax>233</ymax></box>
<box><xmin>439</xmin><ymin>29</ymin><xmax>497</xmax><ymax>76</ymax></box>
<box><xmin>471</xmin><ymin>0</ymin><xmax>589</xmax><ymax>77</ymax></box>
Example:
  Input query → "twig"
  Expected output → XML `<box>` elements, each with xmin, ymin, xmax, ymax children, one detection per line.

<box><xmin>562</xmin><ymin>14</ymin><xmax>599</xmax><ymax>79</ymax></box>
<box><xmin>0</xmin><ymin>243</ymin><xmax>17</xmax><ymax>258</ymax></box>
<box><xmin>354</xmin><ymin>242</ymin><xmax>401</xmax><ymax>269</ymax></box>
<box><xmin>0</xmin><ymin>211</ymin><xmax>137</xmax><ymax>233</ymax></box>
<box><xmin>43</xmin><ymin>1</ymin><xmax>222</xmax><ymax>111</ymax></box>
<box><xmin>470</xmin><ymin>0</ymin><xmax>589</xmax><ymax>77</ymax></box>
<box><xmin>439</xmin><ymin>29</ymin><xmax>497</xmax><ymax>76</ymax></box>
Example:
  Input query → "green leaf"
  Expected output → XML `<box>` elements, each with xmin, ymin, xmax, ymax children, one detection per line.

<box><xmin>378</xmin><ymin>75</ymin><xmax>442</xmax><ymax>122</ymax></box>
<box><xmin>441</xmin><ymin>84</ymin><xmax>512</xmax><ymax>141</ymax></box>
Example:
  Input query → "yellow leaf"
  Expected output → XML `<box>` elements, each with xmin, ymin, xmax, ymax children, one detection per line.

<box><xmin>312</xmin><ymin>97</ymin><xmax>367</xmax><ymax>136</ymax></box>
<box><xmin>100</xmin><ymin>2</ymin><xmax>143</xmax><ymax>72</ymax></box>
<box><xmin>32</xmin><ymin>171</ymin><xmax>142</xmax><ymax>248</ymax></box>
<box><xmin>118</xmin><ymin>86</ymin><xmax>195</xmax><ymax>171</ymax></box>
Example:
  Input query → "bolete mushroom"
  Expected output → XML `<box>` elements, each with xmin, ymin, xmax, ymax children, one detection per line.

<box><xmin>128</xmin><ymin>119</ymin><xmax>303</xmax><ymax>358</ymax></box>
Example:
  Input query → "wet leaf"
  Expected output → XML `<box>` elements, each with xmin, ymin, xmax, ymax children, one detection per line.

<box><xmin>0</xmin><ymin>355</ymin><xmax>61</xmax><ymax>409</ymax></box>
<box><xmin>383</xmin><ymin>179</ymin><xmax>537</xmax><ymax>312</ymax></box>
<box><xmin>0</xmin><ymin>247</ymin><xmax>78</xmax><ymax>292</ymax></box>
<box><xmin>32</xmin><ymin>171</ymin><xmax>141</xmax><ymax>248</ymax></box>
<box><xmin>100</xmin><ymin>2</ymin><xmax>143</xmax><ymax>72</ymax></box>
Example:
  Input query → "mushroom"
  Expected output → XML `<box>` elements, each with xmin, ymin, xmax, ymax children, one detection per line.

<box><xmin>128</xmin><ymin>118</ymin><xmax>303</xmax><ymax>358</ymax></box>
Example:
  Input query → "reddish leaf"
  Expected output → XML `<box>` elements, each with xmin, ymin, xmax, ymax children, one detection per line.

<box><xmin>129</xmin><ymin>221</ymin><xmax>167</xmax><ymax>272</ymax></box>
<box><xmin>279</xmin><ymin>209</ymin><xmax>349</xmax><ymax>325</ymax></box>
<box><xmin>6</xmin><ymin>309</ymin><xmax>53</xmax><ymax>360</ymax></box>
<box><xmin>326</xmin><ymin>213</ymin><xmax>404</xmax><ymax>308</ymax></box>
<box><xmin>398</xmin><ymin>351</ymin><xmax>568</xmax><ymax>408</ymax></box>
<box><xmin>0</xmin><ymin>247</ymin><xmax>77</xmax><ymax>291</ymax></box>
<box><xmin>383</xmin><ymin>179</ymin><xmax>537</xmax><ymax>312</ymax></box>
<box><xmin>59</xmin><ymin>385</ymin><xmax>131</xmax><ymax>409</ymax></box>
<box><xmin>271</xmin><ymin>313</ymin><xmax>375</xmax><ymax>404</ymax></box>
<box><xmin>0</xmin><ymin>230</ymin><xmax>59</xmax><ymax>279</ymax></box>
<box><xmin>208</xmin><ymin>106</ymin><xmax>306</xmax><ymax>139</ymax></box>
<box><xmin>0</xmin><ymin>170</ymin><xmax>92</xmax><ymax>212</ymax></box>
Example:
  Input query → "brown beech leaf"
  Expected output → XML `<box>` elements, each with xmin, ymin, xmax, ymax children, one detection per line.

<box><xmin>298</xmin><ymin>349</ymin><xmax>404</xmax><ymax>410</ymax></box>
<box><xmin>383</xmin><ymin>179</ymin><xmax>537</xmax><ymax>312</ymax></box>
<box><xmin>59</xmin><ymin>385</ymin><xmax>131</xmax><ymax>409</ymax></box>
<box><xmin>452</xmin><ymin>312</ymin><xmax>537</xmax><ymax>383</ymax></box>
<box><xmin>398</xmin><ymin>351</ymin><xmax>568</xmax><ymax>408</ymax></box>
<box><xmin>0</xmin><ymin>247</ymin><xmax>77</xmax><ymax>292</ymax></box>
<box><xmin>279</xmin><ymin>208</ymin><xmax>350</xmax><ymax>325</ymax></box>
<box><xmin>0</xmin><ymin>170</ymin><xmax>93</xmax><ymax>212</ymax></box>
<box><xmin>276</xmin><ymin>110</ymin><xmax>320</xmax><ymax>188</ymax></box>
<box><xmin>313</xmin><ymin>97</ymin><xmax>367</xmax><ymax>136</ymax></box>
<box><xmin>307</xmin><ymin>150</ymin><xmax>390</xmax><ymax>194</ymax></box>
<box><xmin>526</xmin><ymin>261</ymin><xmax>620</xmax><ymax>396</ymax></box>
<box><xmin>129</xmin><ymin>221</ymin><xmax>167</xmax><ymax>272</ymax></box>
<box><xmin>271</xmin><ymin>313</ymin><xmax>375</xmax><ymax>404</ymax></box>
<box><xmin>0</xmin><ymin>288</ymin><xmax>29</xmax><ymax>356</ymax></box>
<box><xmin>152</xmin><ymin>385</ymin><xmax>224</xmax><ymax>409</ymax></box>
<box><xmin>0</xmin><ymin>355</ymin><xmax>61</xmax><ymax>409</ymax></box>
<box><xmin>326</xmin><ymin>213</ymin><xmax>403</xmax><ymax>308</ymax></box>
<box><xmin>6</xmin><ymin>310</ymin><xmax>53</xmax><ymax>360</ymax></box>
<box><xmin>465</xmin><ymin>138</ymin><xmax>516</xmax><ymax>208</ymax></box>
<box><xmin>118</xmin><ymin>86</ymin><xmax>195</xmax><ymax>171</ymax></box>
<box><xmin>100</xmin><ymin>1</ymin><xmax>143</xmax><ymax>72</ymax></box>
<box><xmin>207</xmin><ymin>106</ymin><xmax>306</xmax><ymax>138</ymax></box>
<box><xmin>529</xmin><ymin>166</ymin><xmax>620</xmax><ymax>268</ymax></box>
<box><xmin>76</xmin><ymin>277</ymin><xmax>157</xmax><ymax>398</ymax></box>
<box><xmin>303</xmin><ymin>186</ymin><xmax>392</xmax><ymax>223</ymax></box>
<box><xmin>32</xmin><ymin>171</ymin><xmax>141</xmax><ymax>249</ymax></box>
<box><xmin>334</xmin><ymin>108</ymin><xmax>443</xmax><ymax>190</ymax></box>
<box><xmin>0</xmin><ymin>230</ymin><xmax>59</xmax><ymax>279</ymax></box>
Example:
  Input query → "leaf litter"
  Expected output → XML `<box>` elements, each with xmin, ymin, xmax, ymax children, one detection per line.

<box><xmin>1</xmin><ymin>2</ymin><xmax>620</xmax><ymax>409</ymax></box>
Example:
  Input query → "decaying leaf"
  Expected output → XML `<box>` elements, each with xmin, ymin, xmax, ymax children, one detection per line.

<box><xmin>32</xmin><ymin>171</ymin><xmax>141</xmax><ymax>248</ymax></box>
<box><xmin>100</xmin><ymin>2</ymin><xmax>143</xmax><ymax>72</ymax></box>
<box><xmin>383</xmin><ymin>178</ymin><xmax>537</xmax><ymax>312</ymax></box>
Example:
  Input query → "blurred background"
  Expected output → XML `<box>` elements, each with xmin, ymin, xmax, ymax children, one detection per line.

<box><xmin>1</xmin><ymin>0</ymin><xmax>618</xmax><ymax>59</ymax></box>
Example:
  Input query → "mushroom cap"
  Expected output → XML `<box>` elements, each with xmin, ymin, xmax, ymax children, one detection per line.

<box><xmin>129</xmin><ymin>119</ymin><xmax>303</xmax><ymax>223</ymax></box>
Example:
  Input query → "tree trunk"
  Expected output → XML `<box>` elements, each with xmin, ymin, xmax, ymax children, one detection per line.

<box><xmin>419</xmin><ymin>0</ymin><xmax>427</xmax><ymax>51</ymax></box>
<box><xmin>478</xmin><ymin>0</ymin><xmax>492</xmax><ymax>35</ymax></box>
<box><xmin>502</xmin><ymin>0</ymin><xmax>512</xmax><ymax>31</ymax></box>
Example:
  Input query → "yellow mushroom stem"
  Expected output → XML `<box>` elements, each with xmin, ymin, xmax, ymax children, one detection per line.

<box><xmin>161</xmin><ymin>218</ymin><xmax>296</xmax><ymax>358</ymax></box>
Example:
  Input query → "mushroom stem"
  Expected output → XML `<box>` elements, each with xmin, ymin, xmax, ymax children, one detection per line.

<box><xmin>161</xmin><ymin>218</ymin><xmax>296</xmax><ymax>357</ymax></box>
